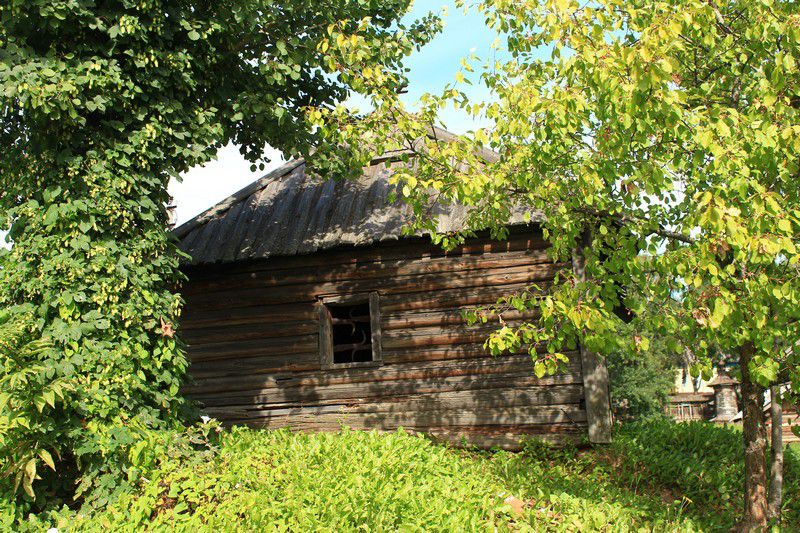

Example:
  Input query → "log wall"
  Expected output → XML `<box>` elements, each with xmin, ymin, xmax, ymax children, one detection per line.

<box><xmin>180</xmin><ymin>229</ymin><xmax>590</xmax><ymax>448</ymax></box>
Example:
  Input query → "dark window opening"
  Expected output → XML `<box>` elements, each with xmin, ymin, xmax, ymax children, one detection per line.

<box><xmin>328</xmin><ymin>301</ymin><xmax>373</xmax><ymax>364</ymax></box>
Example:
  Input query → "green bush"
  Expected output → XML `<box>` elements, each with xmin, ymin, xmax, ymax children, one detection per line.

<box><xmin>10</xmin><ymin>425</ymin><xmax>720</xmax><ymax>532</ymax></box>
<box><xmin>612</xmin><ymin>419</ymin><xmax>800</xmax><ymax>529</ymax></box>
<box><xmin>0</xmin><ymin>308</ymin><xmax>57</xmax><ymax>500</ymax></box>
<box><xmin>606</xmin><ymin>335</ymin><xmax>679</xmax><ymax>421</ymax></box>
<box><xmin>0</xmin><ymin>0</ymin><xmax>439</xmax><ymax>510</ymax></box>
<box><xmin>6</xmin><ymin>421</ymin><xmax>796</xmax><ymax>530</ymax></box>
<box><xmin>62</xmin><ymin>428</ymin><xmax>509</xmax><ymax>532</ymax></box>
<box><xmin>1</xmin><ymin>420</ymin><xmax>221</xmax><ymax>531</ymax></box>
<box><xmin>0</xmin><ymin>305</ymin><xmax>193</xmax><ymax>513</ymax></box>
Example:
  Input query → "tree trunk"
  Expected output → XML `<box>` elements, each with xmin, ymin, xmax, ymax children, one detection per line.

<box><xmin>740</xmin><ymin>342</ymin><xmax>768</xmax><ymax>530</ymax></box>
<box><xmin>768</xmin><ymin>384</ymin><xmax>783</xmax><ymax>524</ymax></box>
<box><xmin>571</xmin><ymin>228</ymin><xmax>613</xmax><ymax>444</ymax></box>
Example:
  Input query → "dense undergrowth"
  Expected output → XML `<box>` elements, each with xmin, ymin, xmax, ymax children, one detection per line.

<box><xmin>613</xmin><ymin>419</ymin><xmax>800</xmax><ymax>528</ymax></box>
<box><xmin>2</xmin><ymin>420</ymin><xmax>797</xmax><ymax>531</ymax></box>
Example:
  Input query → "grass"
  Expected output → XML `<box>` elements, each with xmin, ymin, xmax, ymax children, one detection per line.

<box><xmin>10</xmin><ymin>421</ymin><xmax>799</xmax><ymax>531</ymax></box>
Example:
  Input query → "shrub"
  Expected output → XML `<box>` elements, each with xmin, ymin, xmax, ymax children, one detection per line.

<box><xmin>0</xmin><ymin>0</ymin><xmax>439</xmax><ymax>510</ymax></box>
<box><xmin>606</xmin><ymin>336</ymin><xmax>678</xmax><ymax>421</ymax></box>
<box><xmin>0</xmin><ymin>308</ymin><xmax>60</xmax><ymax>504</ymax></box>
<box><xmin>1</xmin><ymin>419</ymin><xmax>221</xmax><ymax>532</ymax></box>
<box><xmin>0</xmin><ymin>304</ymin><xmax>192</xmax><ymax>511</ymax></box>
<box><xmin>612</xmin><ymin>419</ymin><xmax>800</xmax><ymax>529</ymax></box>
<box><xmin>6</xmin><ymin>422</ymin><xmax>795</xmax><ymax>530</ymax></box>
<box><xmin>32</xmin><ymin>426</ymin><xmax>709</xmax><ymax>531</ymax></box>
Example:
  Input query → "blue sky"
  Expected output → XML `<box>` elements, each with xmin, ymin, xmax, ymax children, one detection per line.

<box><xmin>169</xmin><ymin>0</ymin><xmax>499</xmax><ymax>225</ymax></box>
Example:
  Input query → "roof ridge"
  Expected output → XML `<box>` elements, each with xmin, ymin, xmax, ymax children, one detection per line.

<box><xmin>172</xmin><ymin>158</ymin><xmax>305</xmax><ymax>239</ymax></box>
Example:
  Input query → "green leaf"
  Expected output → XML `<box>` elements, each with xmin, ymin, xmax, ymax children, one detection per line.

<box><xmin>23</xmin><ymin>459</ymin><xmax>36</xmax><ymax>498</ymax></box>
<box><xmin>38</xmin><ymin>450</ymin><xmax>56</xmax><ymax>471</ymax></box>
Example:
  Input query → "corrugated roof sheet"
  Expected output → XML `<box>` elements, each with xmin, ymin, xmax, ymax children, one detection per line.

<box><xmin>174</xmin><ymin>149</ymin><xmax>536</xmax><ymax>265</ymax></box>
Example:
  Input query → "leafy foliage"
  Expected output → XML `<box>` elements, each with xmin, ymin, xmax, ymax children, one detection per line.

<box><xmin>327</xmin><ymin>0</ymin><xmax>800</xmax><ymax>386</ymax></box>
<box><xmin>6</xmin><ymin>422</ymin><xmax>795</xmax><ymax>531</ymax></box>
<box><xmin>319</xmin><ymin>0</ymin><xmax>800</xmax><ymax>522</ymax></box>
<box><xmin>3</xmin><ymin>424</ymin><xmax>750</xmax><ymax>532</ymax></box>
<box><xmin>0</xmin><ymin>0</ymin><xmax>439</xmax><ymax>504</ymax></box>
<box><xmin>0</xmin><ymin>309</ymin><xmax>58</xmax><ymax>500</ymax></box>
<box><xmin>612</xmin><ymin>420</ymin><xmax>800</xmax><ymax>529</ymax></box>
<box><xmin>606</xmin><ymin>333</ymin><xmax>679</xmax><ymax>421</ymax></box>
<box><xmin>0</xmin><ymin>420</ymin><xmax>221</xmax><ymax>530</ymax></box>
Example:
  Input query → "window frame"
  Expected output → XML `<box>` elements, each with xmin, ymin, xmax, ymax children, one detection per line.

<box><xmin>318</xmin><ymin>292</ymin><xmax>383</xmax><ymax>370</ymax></box>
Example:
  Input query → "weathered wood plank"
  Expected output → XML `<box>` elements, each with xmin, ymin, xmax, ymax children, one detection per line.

<box><xmin>381</xmin><ymin>342</ymin><xmax>558</xmax><ymax>365</ymax></box>
<box><xmin>190</xmin><ymin>372</ymin><xmax>583</xmax><ymax>408</ymax></box>
<box><xmin>183</xmin><ymin>320</ymin><xmax>318</xmax><ymax>344</ymax></box>
<box><xmin>185</xmin><ymin>355</ymin><xmax>582</xmax><ymax>395</ymax></box>
<box><xmin>369</xmin><ymin>291</ymin><xmax>383</xmax><ymax>364</ymax></box>
<box><xmin>219</xmin><ymin>404</ymin><xmax>588</xmax><ymax>429</ymax></box>
<box><xmin>318</xmin><ymin>302</ymin><xmax>332</xmax><ymax>368</ymax></box>
<box><xmin>189</xmin><ymin>335</ymin><xmax>318</xmax><ymax>362</ymax></box>
<box><xmin>380</xmin><ymin>330</ymin><xmax>510</xmax><ymax>350</ymax></box>
<box><xmin>184</xmin><ymin>263</ymin><xmax>564</xmax><ymax>310</ymax></box>
<box><xmin>380</xmin><ymin>281</ymin><xmax>553</xmax><ymax>313</ymax></box>
<box><xmin>181</xmin><ymin>303</ymin><xmax>318</xmax><ymax>330</ymax></box>
<box><xmin>195</xmin><ymin>385</ymin><xmax>584</xmax><ymax>413</ymax></box>
<box><xmin>188</xmin><ymin>352</ymin><xmax>321</xmax><ymax>377</ymax></box>
<box><xmin>382</xmin><ymin>308</ymin><xmax>540</xmax><ymax>330</ymax></box>
<box><xmin>382</xmin><ymin>344</ymin><xmax>488</xmax><ymax>364</ymax></box>
<box><xmin>186</xmin><ymin>249</ymin><xmax>555</xmax><ymax>295</ymax></box>
<box><xmin>184</xmin><ymin>230</ymin><xmax>548</xmax><ymax>280</ymax></box>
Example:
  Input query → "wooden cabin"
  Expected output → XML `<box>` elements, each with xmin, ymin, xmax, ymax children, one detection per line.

<box><xmin>175</xmin><ymin>156</ymin><xmax>612</xmax><ymax>449</ymax></box>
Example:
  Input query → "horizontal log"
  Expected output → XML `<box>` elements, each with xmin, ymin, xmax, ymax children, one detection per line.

<box><xmin>380</xmin><ymin>329</ymin><xmax>509</xmax><ymax>350</ymax></box>
<box><xmin>188</xmin><ymin>352</ymin><xmax>322</xmax><ymax>377</ymax></box>
<box><xmin>181</xmin><ymin>303</ymin><xmax>318</xmax><ymax>330</ymax></box>
<box><xmin>189</xmin><ymin>334</ymin><xmax>318</xmax><ymax>362</ymax></box>
<box><xmin>218</xmin><ymin>404</ymin><xmax>588</xmax><ymax>430</ymax></box>
<box><xmin>381</xmin><ymin>308</ymin><xmax>540</xmax><ymax>331</ymax></box>
<box><xmin>184</xmin><ymin>319</ymin><xmax>318</xmax><ymax>345</ymax></box>
<box><xmin>381</xmin><ymin>343</ymin><xmax>561</xmax><ymax>365</ymax></box>
<box><xmin>184</xmin><ymin>263</ymin><xmax>563</xmax><ymax>311</ymax></box>
<box><xmin>187</xmin><ymin>248</ymin><xmax>555</xmax><ymax>295</ymax></box>
<box><xmin>380</xmin><ymin>281</ymin><xmax>553</xmax><ymax>314</ymax></box>
<box><xmin>382</xmin><ymin>344</ymin><xmax>488</xmax><ymax>365</ymax></box>
<box><xmin>383</xmin><ymin>322</ymin><xmax>534</xmax><ymax>340</ymax></box>
<box><xmin>184</xmin><ymin>231</ymin><xmax>549</xmax><ymax>281</ymax></box>
<box><xmin>190</xmin><ymin>372</ymin><xmax>583</xmax><ymax>410</ymax></box>
<box><xmin>196</xmin><ymin>384</ymin><xmax>584</xmax><ymax>415</ymax></box>
<box><xmin>185</xmin><ymin>354</ymin><xmax>582</xmax><ymax>395</ymax></box>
